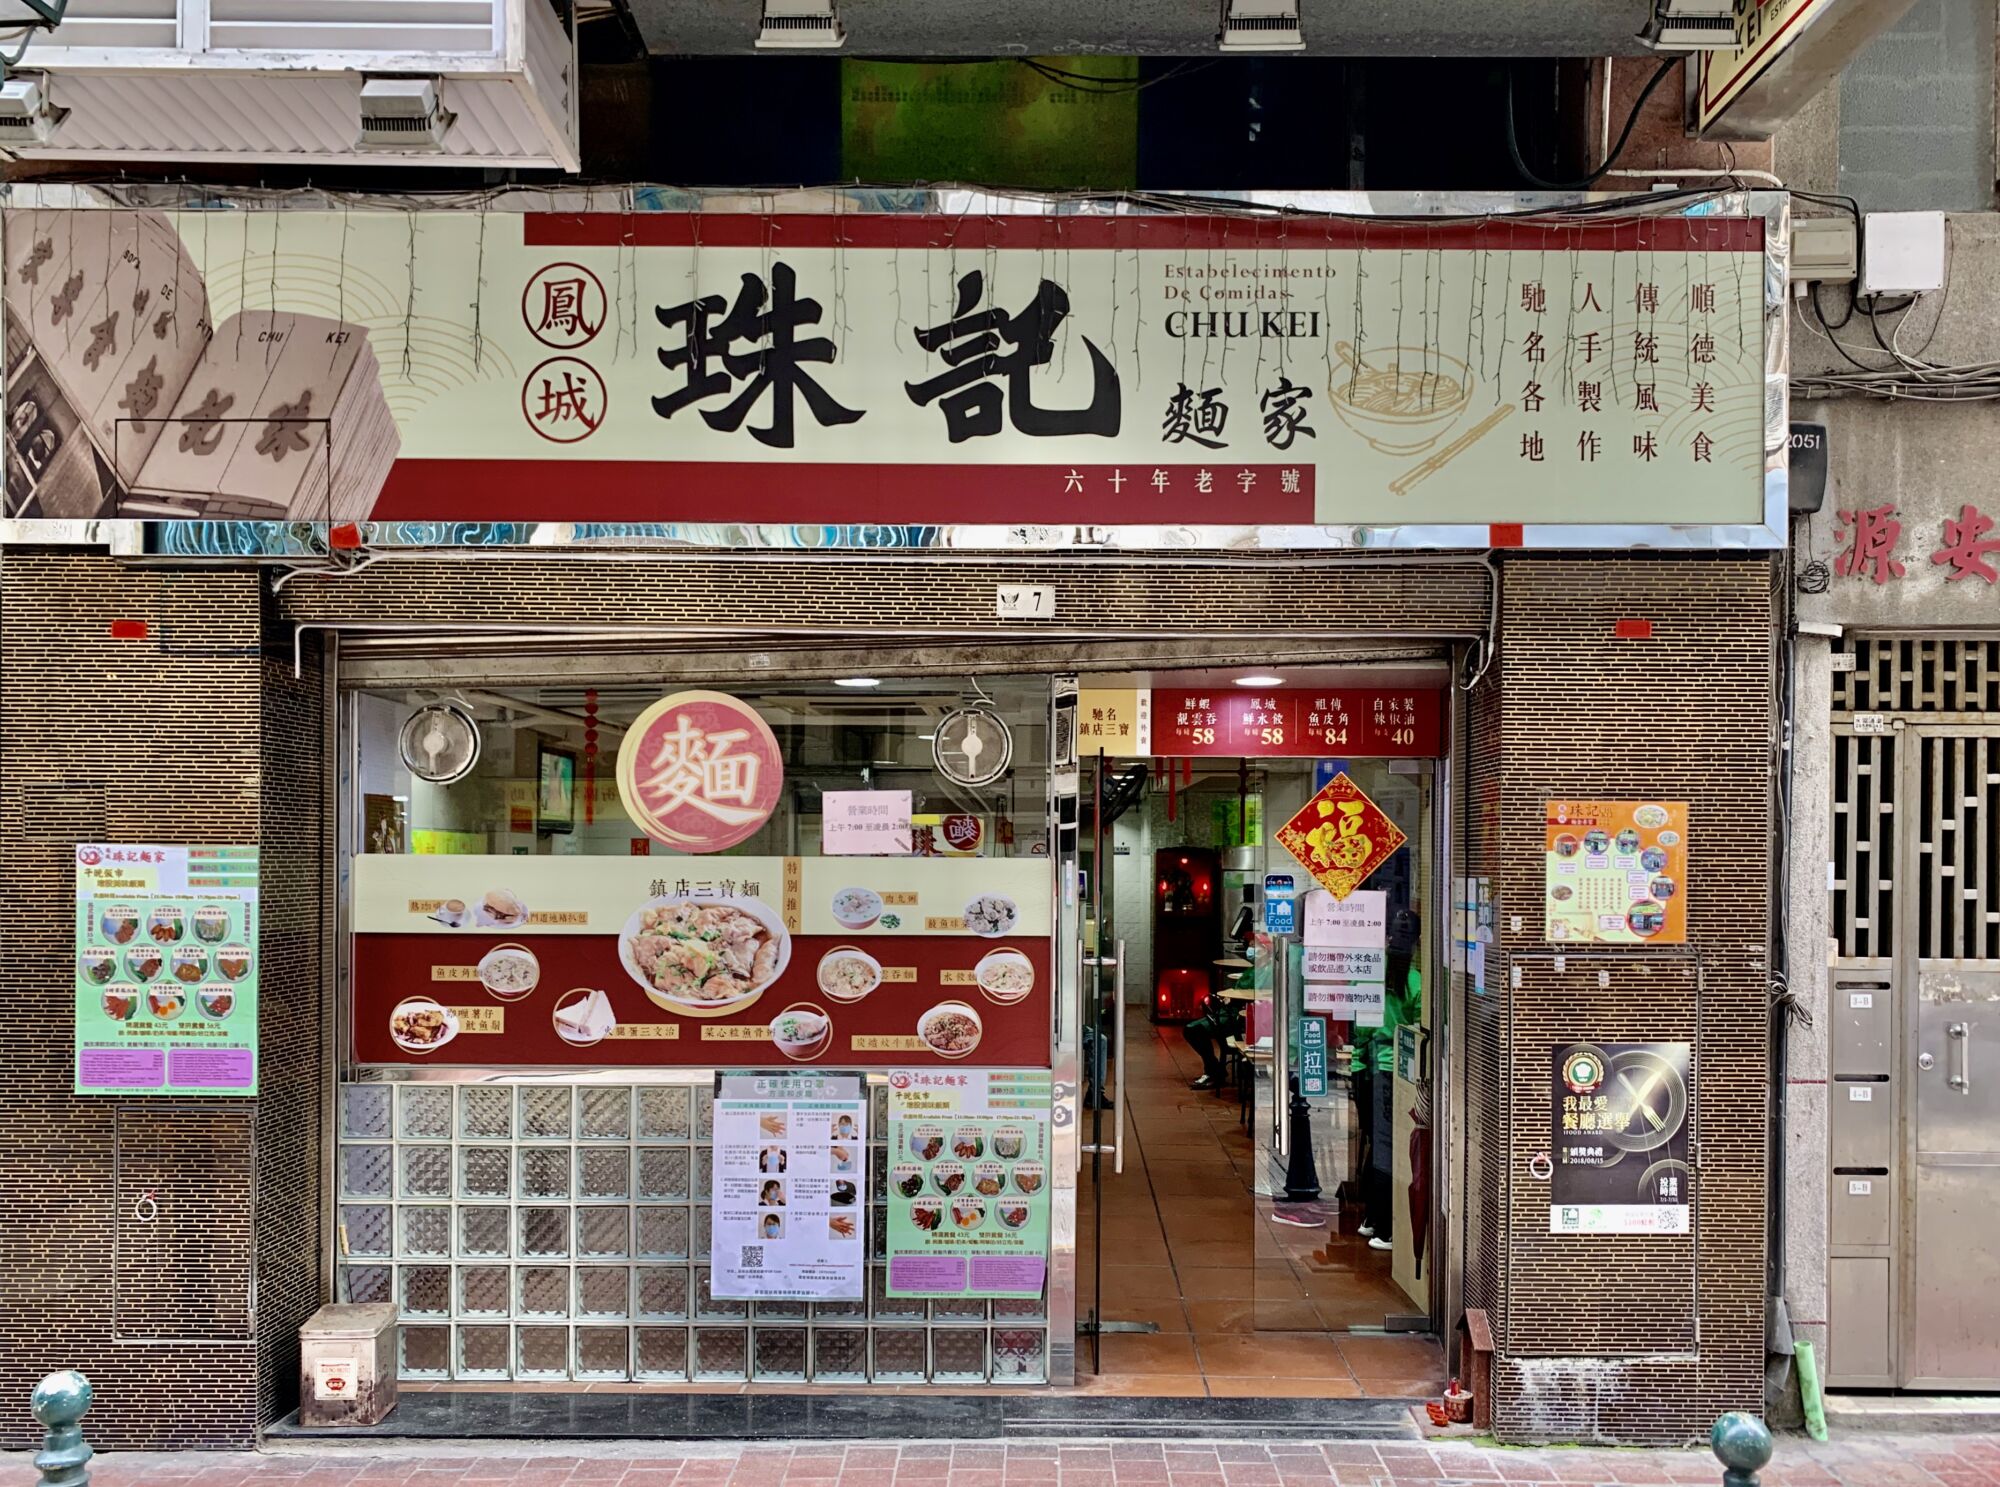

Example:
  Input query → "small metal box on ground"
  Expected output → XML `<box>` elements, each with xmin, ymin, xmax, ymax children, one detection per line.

<box><xmin>298</xmin><ymin>1302</ymin><xmax>398</xmax><ymax>1426</ymax></box>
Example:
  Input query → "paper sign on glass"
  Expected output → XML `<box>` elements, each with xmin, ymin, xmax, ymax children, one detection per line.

<box><xmin>1303</xmin><ymin>888</ymin><xmax>1387</xmax><ymax>948</ymax></box>
<box><xmin>1304</xmin><ymin>946</ymin><xmax>1386</xmax><ymax>983</ymax></box>
<box><xmin>1305</xmin><ymin>983</ymin><xmax>1386</xmax><ymax>1024</ymax></box>
<box><xmin>822</xmin><ymin>790</ymin><xmax>914</xmax><ymax>856</ymax></box>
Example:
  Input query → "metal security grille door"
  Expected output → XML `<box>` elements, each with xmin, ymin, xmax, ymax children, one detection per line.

<box><xmin>335</xmin><ymin>1080</ymin><xmax>1049</xmax><ymax>1385</ymax></box>
<box><xmin>1828</xmin><ymin>638</ymin><xmax>2000</xmax><ymax>1390</ymax></box>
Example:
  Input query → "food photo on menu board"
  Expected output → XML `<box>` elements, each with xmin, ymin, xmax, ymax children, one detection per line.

<box><xmin>347</xmin><ymin>855</ymin><xmax>1052</xmax><ymax>1068</ymax></box>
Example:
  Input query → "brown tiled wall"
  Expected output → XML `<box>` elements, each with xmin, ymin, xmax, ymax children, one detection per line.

<box><xmin>0</xmin><ymin>550</ymin><xmax>327</xmax><ymax>1449</ymax></box>
<box><xmin>1482</xmin><ymin>556</ymin><xmax>1776</xmax><ymax>1446</ymax></box>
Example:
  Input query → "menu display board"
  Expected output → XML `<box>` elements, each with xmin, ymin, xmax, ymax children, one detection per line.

<box><xmin>1551</xmin><ymin>1041</ymin><xmax>1692</xmax><ymax>1235</ymax></box>
<box><xmin>886</xmin><ymin>1070</ymin><xmax>1052</xmax><ymax>1299</ymax></box>
<box><xmin>1152</xmin><ymin>688</ymin><xmax>1441</xmax><ymax>758</ymax></box>
<box><xmin>711</xmin><ymin>1072</ymin><xmax>869</xmax><ymax>1300</ymax></box>
<box><xmin>350</xmin><ymin>856</ymin><xmax>1052</xmax><ymax>1070</ymax></box>
<box><xmin>74</xmin><ymin>844</ymin><xmax>259</xmax><ymax>1095</ymax></box>
<box><xmin>1544</xmin><ymin>801</ymin><xmax>1688</xmax><ymax>945</ymax></box>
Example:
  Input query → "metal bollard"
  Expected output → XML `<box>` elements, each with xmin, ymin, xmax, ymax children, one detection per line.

<box><xmin>1711</xmin><ymin>1411</ymin><xmax>1774</xmax><ymax>1487</ymax></box>
<box><xmin>31</xmin><ymin>1371</ymin><xmax>93</xmax><ymax>1487</ymax></box>
<box><xmin>1281</xmin><ymin>1074</ymin><xmax>1322</xmax><ymax>1201</ymax></box>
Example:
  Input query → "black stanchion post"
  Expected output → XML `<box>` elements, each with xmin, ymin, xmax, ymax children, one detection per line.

<box><xmin>1282</xmin><ymin>1074</ymin><xmax>1321</xmax><ymax>1201</ymax></box>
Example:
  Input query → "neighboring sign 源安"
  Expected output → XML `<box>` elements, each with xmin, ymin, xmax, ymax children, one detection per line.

<box><xmin>823</xmin><ymin>790</ymin><xmax>914</xmax><ymax>856</ymax></box>
<box><xmin>616</xmin><ymin>690</ymin><xmax>785</xmax><ymax>854</ymax></box>
<box><xmin>1</xmin><ymin>207</ymin><xmax>1768</xmax><ymax>533</ymax></box>
<box><xmin>1550</xmin><ymin>1040</ymin><xmax>1692</xmax><ymax>1235</ymax></box>
<box><xmin>711</xmin><ymin>1071</ymin><xmax>869</xmax><ymax>1300</ymax></box>
<box><xmin>74</xmin><ymin>844</ymin><xmax>260</xmax><ymax>1095</ymax></box>
<box><xmin>1545</xmin><ymin>801</ymin><xmax>1689</xmax><ymax>945</ymax></box>
<box><xmin>887</xmin><ymin>1069</ymin><xmax>1052</xmax><ymax>1299</ymax></box>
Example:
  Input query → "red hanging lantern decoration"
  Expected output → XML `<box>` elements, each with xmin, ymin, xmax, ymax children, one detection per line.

<box><xmin>583</xmin><ymin>689</ymin><xmax>600</xmax><ymax>826</ymax></box>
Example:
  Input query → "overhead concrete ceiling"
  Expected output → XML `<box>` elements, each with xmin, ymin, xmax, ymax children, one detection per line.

<box><xmin>628</xmin><ymin>0</ymin><xmax>1660</xmax><ymax>58</ymax></box>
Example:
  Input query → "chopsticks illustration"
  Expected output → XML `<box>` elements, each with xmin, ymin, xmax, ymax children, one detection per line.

<box><xmin>1389</xmin><ymin>402</ymin><xmax>1516</xmax><ymax>497</ymax></box>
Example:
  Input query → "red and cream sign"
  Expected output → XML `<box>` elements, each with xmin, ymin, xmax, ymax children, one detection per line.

<box><xmin>616</xmin><ymin>691</ymin><xmax>784</xmax><ymax>854</ymax></box>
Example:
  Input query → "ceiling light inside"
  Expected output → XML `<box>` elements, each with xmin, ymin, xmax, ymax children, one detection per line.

<box><xmin>833</xmin><ymin>677</ymin><xmax>881</xmax><ymax>689</ymax></box>
<box><xmin>1235</xmin><ymin>674</ymin><xmax>1285</xmax><ymax>687</ymax></box>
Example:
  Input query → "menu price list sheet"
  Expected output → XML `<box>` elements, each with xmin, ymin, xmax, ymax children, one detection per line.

<box><xmin>710</xmin><ymin>1072</ymin><xmax>869</xmax><ymax>1301</ymax></box>
<box><xmin>887</xmin><ymin>1070</ymin><xmax>1053</xmax><ymax>1300</ymax></box>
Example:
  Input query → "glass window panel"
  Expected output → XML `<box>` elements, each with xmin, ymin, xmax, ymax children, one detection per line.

<box><xmin>520</xmin><ymin>1086</ymin><xmax>573</xmax><ymax>1141</ymax></box>
<box><xmin>459</xmin><ymin>1085</ymin><xmax>512</xmax><ymax>1140</ymax></box>
<box><xmin>519</xmin><ymin>1146</ymin><xmax>571</xmax><ymax>1200</ymax></box>
<box><xmin>457</xmin><ymin>1324</ymin><xmax>512</xmax><ymax>1378</ymax></box>
<box><xmin>812</xmin><ymin>1327</ymin><xmax>867</xmax><ymax>1382</ymax></box>
<box><xmin>637</xmin><ymin>1146</ymin><xmax>692</xmax><ymax>1200</ymax></box>
<box><xmin>870</xmin><ymin>1267</ymin><xmax>923</xmax><ymax>1320</ymax></box>
<box><xmin>459</xmin><ymin>1205</ymin><xmax>511</xmax><ymax>1259</ymax></box>
<box><xmin>931</xmin><ymin>1295</ymin><xmax>988</xmax><ymax>1323</ymax></box>
<box><xmin>692</xmin><ymin>1327</ymin><xmax>748</xmax><ymax>1383</ymax></box>
<box><xmin>870</xmin><ymin>1327</ymin><xmax>927</xmax><ymax>1383</ymax></box>
<box><xmin>344</xmin><ymin>1264</ymin><xmax>392</xmax><ymax>1305</ymax></box>
<box><xmin>339</xmin><ymin>1144</ymin><xmax>393</xmax><ymax>1199</ymax></box>
<box><xmin>399</xmin><ymin>1206</ymin><xmax>451</xmax><ymax>1258</ymax></box>
<box><xmin>459</xmin><ymin>1266</ymin><xmax>510</xmax><ymax>1317</ymax></box>
<box><xmin>519</xmin><ymin>1208</ymin><xmax>570</xmax><ymax>1259</ymax></box>
<box><xmin>576</xmin><ymin>1326</ymin><xmax>631</xmax><ymax>1381</ymax></box>
<box><xmin>577</xmin><ymin>1266</ymin><xmax>632</xmax><ymax>1319</ymax></box>
<box><xmin>694</xmin><ymin>1266</ymin><xmax>746</xmax><ymax>1319</ymax></box>
<box><xmin>992</xmin><ymin>1328</ymin><xmax>1048</xmax><ymax>1383</ymax></box>
<box><xmin>635</xmin><ymin>1326</ymin><xmax>690</xmax><ymax>1382</ymax></box>
<box><xmin>517</xmin><ymin>1325</ymin><xmax>571</xmax><ymax>1380</ymax></box>
<box><xmin>341</xmin><ymin>1084</ymin><xmax>391</xmax><ymax>1139</ymax></box>
<box><xmin>518</xmin><ymin>1265</ymin><xmax>570</xmax><ymax>1318</ymax></box>
<box><xmin>578</xmin><ymin>1207</ymin><xmax>630</xmax><ymax>1259</ymax></box>
<box><xmin>752</xmin><ymin>1326</ymin><xmax>808</xmax><ymax>1382</ymax></box>
<box><xmin>636</xmin><ymin>1206</ymin><xmax>690</xmax><ymax>1261</ymax></box>
<box><xmin>639</xmin><ymin>1086</ymin><xmax>691</xmax><ymax>1141</ymax></box>
<box><xmin>399</xmin><ymin>1145</ymin><xmax>451</xmax><ymax>1200</ymax></box>
<box><xmin>932</xmin><ymin>1327</ymin><xmax>987</xmax><ymax>1384</ymax></box>
<box><xmin>695</xmin><ymin>1087</ymin><xmax>715</xmax><ymax>1141</ymax></box>
<box><xmin>399</xmin><ymin>1265</ymin><xmax>450</xmax><ymax>1317</ymax></box>
<box><xmin>636</xmin><ymin>1266</ymin><xmax>690</xmax><ymax>1320</ymax></box>
<box><xmin>579</xmin><ymin>1147</ymin><xmax>631</xmax><ymax>1201</ymax></box>
<box><xmin>401</xmin><ymin>1324</ymin><xmax>450</xmax><ymax>1378</ymax></box>
<box><xmin>340</xmin><ymin>1204</ymin><xmax>392</xmax><ymax>1257</ymax></box>
<box><xmin>459</xmin><ymin>1146</ymin><xmax>511</xmax><ymax>1200</ymax></box>
<box><xmin>579</xmin><ymin>1087</ymin><xmax>632</xmax><ymax>1141</ymax></box>
<box><xmin>398</xmin><ymin>1085</ymin><xmax>453</xmax><ymax>1140</ymax></box>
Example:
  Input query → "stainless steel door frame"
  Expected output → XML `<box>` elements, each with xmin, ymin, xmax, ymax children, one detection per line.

<box><xmin>1900</xmin><ymin>723</ymin><xmax>2000</xmax><ymax>1390</ymax></box>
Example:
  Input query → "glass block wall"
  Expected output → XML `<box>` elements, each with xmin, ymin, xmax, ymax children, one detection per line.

<box><xmin>335</xmin><ymin>1080</ymin><xmax>1050</xmax><ymax>1385</ymax></box>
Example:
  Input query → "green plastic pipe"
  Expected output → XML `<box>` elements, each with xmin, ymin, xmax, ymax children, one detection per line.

<box><xmin>1795</xmin><ymin>1339</ymin><xmax>1829</xmax><ymax>1442</ymax></box>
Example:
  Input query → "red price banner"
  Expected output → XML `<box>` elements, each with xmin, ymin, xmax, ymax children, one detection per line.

<box><xmin>1149</xmin><ymin>688</ymin><xmax>1441</xmax><ymax>758</ymax></box>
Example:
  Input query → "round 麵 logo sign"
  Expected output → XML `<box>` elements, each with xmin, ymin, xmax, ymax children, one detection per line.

<box><xmin>616</xmin><ymin>690</ymin><xmax>785</xmax><ymax>853</ymax></box>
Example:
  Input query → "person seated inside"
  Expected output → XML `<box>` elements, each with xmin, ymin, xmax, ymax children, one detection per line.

<box><xmin>1185</xmin><ymin>931</ymin><xmax>1305</xmax><ymax>1090</ymax></box>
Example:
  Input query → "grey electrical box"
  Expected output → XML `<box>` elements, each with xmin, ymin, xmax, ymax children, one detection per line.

<box><xmin>1792</xmin><ymin>216</ymin><xmax>1859</xmax><ymax>285</ymax></box>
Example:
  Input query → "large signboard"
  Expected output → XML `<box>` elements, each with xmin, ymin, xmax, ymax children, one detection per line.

<box><xmin>711</xmin><ymin>1072</ymin><xmax>869</xmax><ymax>1301</ymax></box>
<box><xmin>74</xmin><ymin>844</ymin><xmax>259</xmax><ymax>1095</ymax></box>
<box><xmin>1695</xmin><ymin>0</ymin><xmax>1837</xmax><ymax>133</ymax></box>
<box><xmin>2</xmin><ymin>207</ymin><xmax>1767</xmax><ymax>534</ymax></box>
<box><xmin>886</xmin><ymin>1069</ymin><xmax>1052</xmax><ymax>1299</ymax></box>
<box><xmin>350</xmin><ymin>855</ymin><xmax>1051</xmax><ymax>1069</ymax></box>
<box><xmin>1551</xmin><ymin>1040</ymin><xmax>1693</xmax><ymax>1235</ymax></box>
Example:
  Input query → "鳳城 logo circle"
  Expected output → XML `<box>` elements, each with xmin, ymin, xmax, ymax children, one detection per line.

<box><xmin>522</xmin><ymin>262</ymin><xmax>607</xmax><ymax>349</ymax></box>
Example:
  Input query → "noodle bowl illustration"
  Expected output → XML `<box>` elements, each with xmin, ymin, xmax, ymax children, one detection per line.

<box><xmin>1327</xmin><ymin>343</ymin><xmax>1475</xmax><ymax>457</ymax></box>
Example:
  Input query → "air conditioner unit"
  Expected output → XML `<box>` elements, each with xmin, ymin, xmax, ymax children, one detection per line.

<box><xmin>1640</xmin><ymin>0</ymin><xmax>1738</xmax><ymax>51</ymax></box>
<box><xmin>0</xmin><ymin>74</ymin><xmax>65</xmax><ymax>150</ymax></box>
<box><xmin>357</xmin><ymin>76</ymin><xmax>453</xmax><ymax>151</ymax></box>
<box><xmin>756</xmin><ymin>0</ymin><xmax>844</xmax><ymax>48</ymax></box>
<box><xmin>1219</xmin><ymin>0</ymin><xmax>1304</xmax><ymax>51</ymax></box>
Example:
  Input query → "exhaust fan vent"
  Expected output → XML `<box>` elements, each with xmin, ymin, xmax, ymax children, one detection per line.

<box><xmin>357</xmin><ymin>76</ymin><xmax>453</xmax><ymax>150</ymax></box>
<box><xmin>757</xmin><ymin>0</ymin><xmax>844</xmax><ymax>48</ymax></box>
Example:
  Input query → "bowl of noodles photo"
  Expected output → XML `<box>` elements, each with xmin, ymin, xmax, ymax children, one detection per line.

<box><xmin>816</xmin><ymin>946</ymin><xmax>882</xmax><ymax>1003</ymax></box>
<box><xmin>1328</xmin><ymin>344</ymin><xmax>1474</xmax><ymax>457</ymax></box>
<box><xmin>974</xmin><ymin>949</ymin><xmax>1035</xmax><ymax>1005</ymax></box>
<box><xmin>918</xmin><ymin>1000</ymin><xmax>984</xmax><ymax>1060</ymax></box>
<box><xmin>619</xmin><ymin>895</ymin><xmax>791</xmax><ymax>1017</ymax></box>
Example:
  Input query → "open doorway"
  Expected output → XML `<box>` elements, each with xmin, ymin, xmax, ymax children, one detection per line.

<box><xmin>1078</xmin><ymin>753</ymin><xmax>1447</xmax><ymax>1398</ymax></box>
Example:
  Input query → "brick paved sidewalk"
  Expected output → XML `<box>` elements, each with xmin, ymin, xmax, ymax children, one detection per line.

<box><xmin>10</xmin><ymin>1435</ymin><xmax>2000</xmax><ymax>1487</ymax></box>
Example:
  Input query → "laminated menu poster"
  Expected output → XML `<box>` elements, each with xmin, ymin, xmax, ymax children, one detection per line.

<box><xmin>886</xmin><ymin>1070</ymin><xmax>1052</xmax><ymax>1299</ymax></box>
<box><xmin>1550</xmin><ymin>1041</ymin><xmax>1692</xmax><ymax>1235</ymax></box>
<box><xmin>74</xmin><ymin>844</ymin><xmax>259</xmax><ymax>1095</ymax></box>
<box><xmin>1545</xmin><ymin>801</ymin><xmax>1688</xmax><ymax>945</ymax></box>
<box><xmin>710</xmin><ymin>1072</ymin><xmax>869</xmax><ymax>1300</ymax></box>
<box><xmin>347</xmin><ymin>855</ymin><xmax>1052</xmax><ymax>1070</ymax></box>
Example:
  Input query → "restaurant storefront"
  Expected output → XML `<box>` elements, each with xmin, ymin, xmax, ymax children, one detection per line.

<box><xmin>2</xmin><ymin>184</ymin><xmax>1787</xmax><ymax>1448</ymax></box>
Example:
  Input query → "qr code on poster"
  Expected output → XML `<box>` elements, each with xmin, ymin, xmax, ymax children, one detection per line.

<box><xmin>739</xmin><ymin>1245</ymin><xmax>764</xmax><ymax>1270</ymax></box>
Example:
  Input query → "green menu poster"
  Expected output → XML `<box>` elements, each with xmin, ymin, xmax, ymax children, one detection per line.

<box><xmin>74</xmin><ymin>844</ymin><xmax>259</xmax><ymax>1095</ymax></box>
<box><xmin>887</xmin><ymin>1070</ymin><xmax>1051</xmax><ymax>1299</ymax></box>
